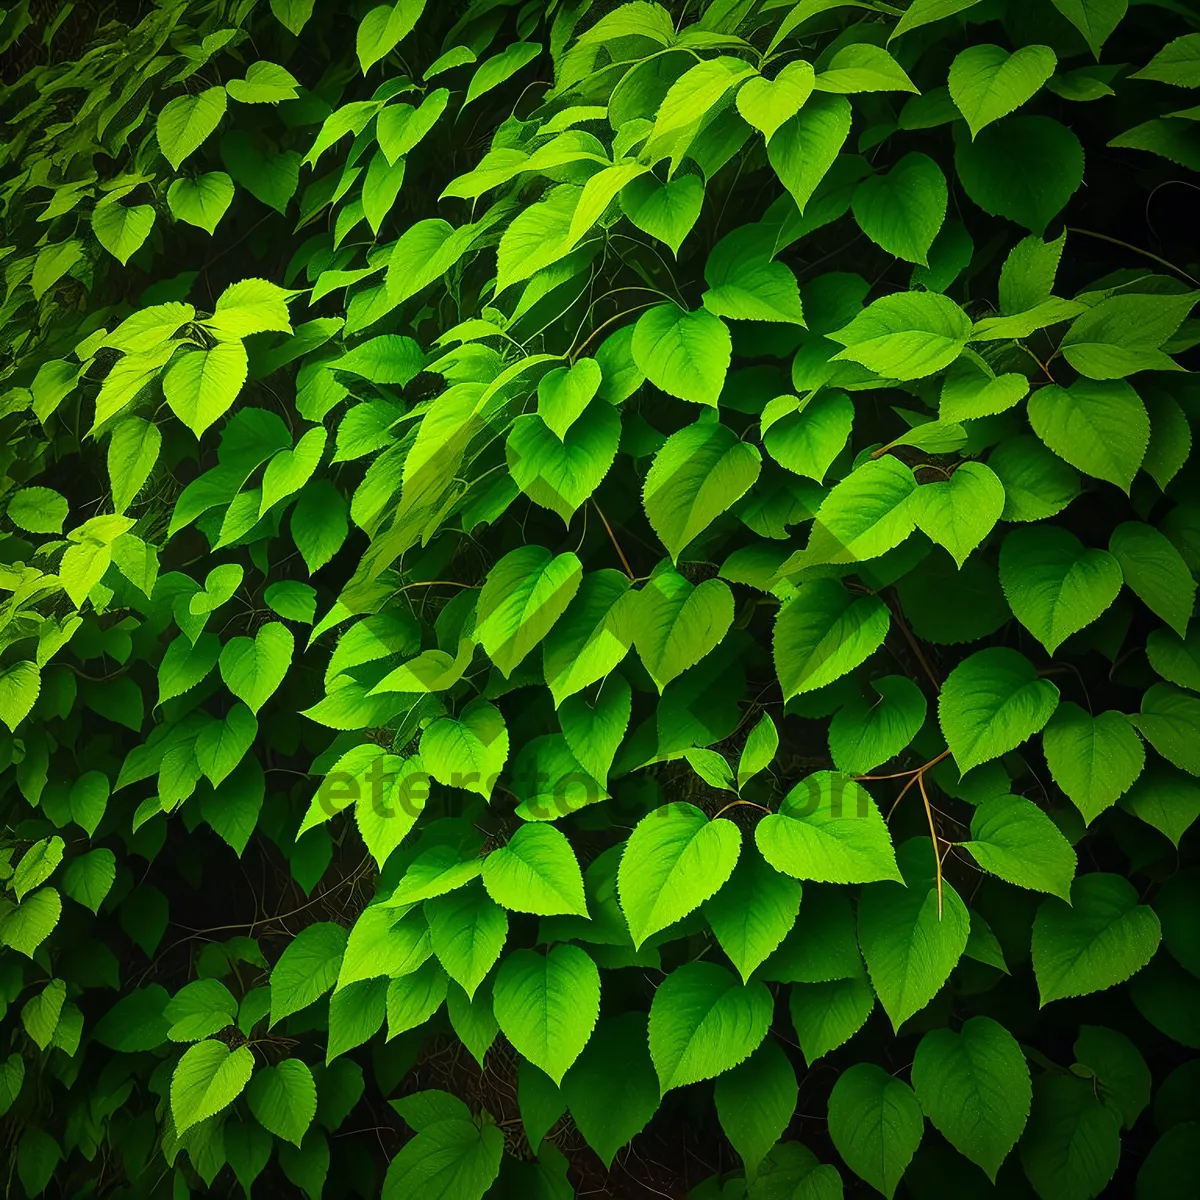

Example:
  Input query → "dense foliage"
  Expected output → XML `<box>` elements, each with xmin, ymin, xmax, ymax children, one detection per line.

<box><xmin>1</xmin><ymin>0</ymin><xmax>1199</xmax><ymax>1196</ymax></box>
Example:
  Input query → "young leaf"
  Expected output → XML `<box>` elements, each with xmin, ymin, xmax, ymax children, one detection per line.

<box><xmin>909</xmin><ymin>461</ymin><xmax>1005</xmax><ymax>568</ymax></box>
<box><xmin>788</xmin><ymin>977</ymin><xmax>875</xmax><ymax>1065</ymax></box>
<box><xmin>247</xmin><ymin>1060</ymin><xmax>317</xmax><ymax>1147</ymax></box>
<box><xmin>634</xmin><ymin>568</ymin><xmax>735</xmax><ymax>691</ymax></box>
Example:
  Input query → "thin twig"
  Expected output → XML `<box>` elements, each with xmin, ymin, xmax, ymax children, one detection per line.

<box><xmin>592</xmin><ymin>500</ymin><xmax>635</xmax><ymax>579</ymax></box>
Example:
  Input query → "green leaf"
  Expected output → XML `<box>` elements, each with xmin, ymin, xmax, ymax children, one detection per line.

<box><xmin>269</xmin><ymin>922</ymin><xmax>347</xmax><ymax>1024</ymax></box>
<box><xmin>493</xmin><ymin>946</ymin><xmax>599</xmax><ymax>1084</ymax></box>
<box><xmin>1074</xmin><ymin>1024</ymin><xmax>1151</xmax><ymax>1131</ymax></box>
<box><xmin>703</xmin><ymin>845</ymin><xmax>802</xmax><ymax>981</ymax></box>
<box><xmin>949</xmin><ymin>44</ymin><xmax>1057</xmax><ymax>138</ymax></box>
<box><xmin>772</xmin><ymin>580</ymin><xmax>891</xmax><ymax>698</ymax></box>
<box><xmin>910</xmin><ymin>461</ymin><xmax>1005</xmax><ymax>568</ymax></box>
<box><xmin>767</xmin><ymin>93</ymin><xmax>852</xmax><ymax>213</ymax></box>
<box><xmin>270</xmin><ymin>0</ymin><xmax>315</xmax><ymax>34</ymax></box>
<box><xmin>506</xmin><ymin>402</ymin><xmax>620</xmax><ymax>523</ymax></box>
<box><xmin>756</xmin><ymin>771</ymin><xmax>900</xmax><ymax>884</ymax></box>
<box><xmin>1019</xmin><ymin>1075</ymin><xmax>1121</xmax><ymax>1200</ymax></box>
<box><xmin>108</xmin><ymin>417</ymin><xmax>162</xmax><ymax>514</ymax></box>
<box><xmin>939</xmin><ymin>647</ymin><xmax>1061</xmax><ymax>773</ymax></box>
<box><xmin>92</xmin><ymin>203</ymin><xmax>155</xmax><ymax>265</ymax></box>
<box><xmin>226</xmin><ymin>60</ymin><xmax>301</xmax><ymax>103</ymax></box>
<box><xmin>955</xmin><ymin>116</ymin><xmax>1084</xmax><ymax>234</ymax></box>
<box><xmin>857</xmin><ymin>838</ymin><xmax>970</xmax><ymax>1029</ymax></box>
<box><xmin>247</xmin><ymin>1060</ymin><xmax>317</xmax><ymax>1147</ymax></box>
<box><xmin>170</xmin><ymin>1039</ymin><xmax>254</xmax><ymax>1134</ymax></box>
<box><xmin>292</xmin><ymin>481</ymin><xmax>348</xmax><ymax>573</ymax></box>
<box><xmin>737</xmin><ymin>62</ymin><xmax>815</xmax><ymax>143</ymax></box>
<box><xmin>420</xmin><ymin>698</ymin><xmax>508</xmax><ymax>801</ymax></box>
<box><xmin>634</xmin><ymin>567</ymin><xmax>735</xmax><ymax>691</ymax></box>
<box><xmin>762</xmin><ymin>389</ymin><xmax>854</xmax><ymax>482</ymax></box>
<box><xmin>559</xmin><ymin>673</ymin><xmax>630</xmax><ymax>786</ymax></box>
<box><xmin>158</xmin><ymin>633</ymin><xmax>220</xmax><ymax>705</ymax></box>
<box><xmin>1050</xmin><ymin>0</ymin><xmax>1128</xmax><ymax>58</ymax></box>
<box><xmin>157</xmin><ymin>87</ymin><xmax>227</xmax><ymax>170</ymax></box>
<box><xmin>829</xmin><ymin>676</ymin><xmax>927</xmax><ymax>775</ymax></box>
<box><xmin>537</xmin><ymin>358</ymin><xmax>600</xmax><ymax>440</ymax></box>
<box><xmin>703</xmin><ymin>232</ymin><xmax>807</xmax><ymax>327</ymax></box>
<box><xmin>1130</xmin><ymin>32</ymin><xmax>1200</xmax><ymax>86</ymax></box>
<box><xmin>219</xmin><ymin>622</ymin><xmax>294</xmax><ymax>713</ymax></box>
<box><xmin>852</xmin><ymin>152</ymin><xmax>947</xmax><ymax>265</ymax></box>
<box><xmin>714</xmin><ymin>1038</ymin><xmax>798</xmax><ymax>1181</ymax></box>
<box><xmin>999</xmin><ymin>524</ymin><xmax>1124</xmax><ymax>654</ymax></box>
<box><xmin>1027</xmin><ymin>379</ymin><xmax>1147</xmax><ymax>492</ymax></box>
<box><xmin>464</xmin><ymin>40</ymin><xmax>542</xmax><ymax>108</ymax></box>
<box><xmin>16</xmin><ymin>1127</ymin><xmax>61</xmax><ymax>1198</ymax></box>
<box><xmin>619</xmin><ymin>174</ymin><xmax>704</xmax><ymax>256</ymax></box>
<box><xmin>381</xmin><ymin>1104</ymin><xmax>502</xmax><ymax>1197</ymax></box>
<box><xmin>0</xmin><ymin>659</ymin><xmax>39</xmax><ymax>731</ymax></box>
<box><xmin>264</xmin><ymin>581</ymin><xmax>317</xmax><ymax>624</ymax></box>
<box><xmin>648</xmin><ymin>961</ymin><xmax>773</xmax><ymax>1093</ymax></box>
<box><xmin>643</xmin><ymin>418</ymin><xmax>762</xmax><ymax>560</ymax></box>
<box><xmin>163</xmin><ymin>341</ymin><xmax>249</xmax><ymax>438</ymax></box>
<box><xmin>830</xmin><ymin>291</ymin><xmax>971</xmax><ymax>380</ymax></box>
<box><xmin>482</xmin><ymin>824</ymin><xmax>587</xmax><ymax>917</ymax></box>
<box><xmin>1032</xmin><ymin>873</ymin><xmax>1161</xmax><ymax>1005</ymax></box>
<box><xmin>827</xmin><ymin>1062</ymin><xmax>924</xmax><ymax>1199</ymax></box>
<box><xmin>542</xmin><ymin>570</ymin><xmax>637</xmax><ymax>706</ymax></box>
<box><xmin>737</xmin><ymin>713</ymin><xmax>779</xmax><ymax>791</ymax></box>
<box><xmin>1060</xmin><ymin>291</ymin><xmax>1195</xmax><ymax>379</ymax></box>
<box><xmin>1120</xmin><ymin>763</ymin><xmax>1200</xmax><ymax>847</ymax></box>
<box><xmin>789</xmin><ymin>977</ymin><xmax>875</xmax><ymax>1064</ymax></box>
<box><xmin>617</xmin><ymin>802</ymin><xmax>741</xmax><ymax>948</ymax></box>
<box><xmin>631</xmin><ymin>304</ymin><xmax>731</xmax><ymax>408</ymax></box>
<box><xmin>475</xmin><ymin>546</ymin><xmax>581</xmax><ymax>677</ymax></box>
<box><xmin>206</xmin><ymin>278</ymin><xmax>293</xmax><ymax>340</ymax></box>
<box><xmin>1129</xmin><ymin>683</ymin><xmax>1200</xmax><ymax>776</ymax></box>
<box><xmin>1000</xmin><ymin>231</ymin><xmax>1066</xmax><ymax>315</ymax></box>
<box><xmin>911</xmin><ymin>1017</ymin><xmax>1031</xmax><ymax>1181</ymax></box>
<box><xmin>21</xmin><ymin>979</ymin><xmax>64</xmax><ymax>1050</ymax></box>
<box><xmin>62</xmin><ymin>848</ymin><xmax>116</xmax><ymax>913</ymax></box>
<box><xmin>561</xmin><ymin>1012</ymin><xmax>661</xmax><ymax>1168</ymax></box>
<box><xmin>164</xmin><ymin>978</ymin><xmax>237</xmax><ymax>1042</ymax></box>
<box><xmin>426</xmin><ymin>884</ymin><xmax>507</xmax><ymax>998</ymax></box>
<box><xmin>1110</xmin><ymin>520</ymin><xmax>1195</xmax><ymax>638</ymax></box>
<box><xmin>377</xmin><ymin>90</ymin><xmax>448</xmax><ymax>164</ymax></box>
<box><xmin>195</xmin><ymin>704</ymin><xmax>257</xmax><ymax>788</ymax></box>
<box><xmin>963</xmin><ymin>794</ymin><xmax>1077</xmax><ymax>901</ymax></box>
<box><xmin>889</xmin><ymin>0</ymin><xmax>983</xmax><ymax>41</ymax></box>
<box><xmin>356</xmin><ymin>0</ymin><xmax>424</xmax><ymax>74</ymax></box>
<box><xmin>815</xmin><ymin>43</ymin><xmax>919</xmax><ymax>94</ymax></box>
<box><xmin>1043</xmin><ymin>703</ymin><xmax>1146</xmax><ymax>823</ymax></box>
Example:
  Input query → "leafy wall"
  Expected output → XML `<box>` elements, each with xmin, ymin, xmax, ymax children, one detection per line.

<box><xmin>1</xmin><ymin>0</ymin><xmax>1199</xmax><ymax>1197</ymax></box>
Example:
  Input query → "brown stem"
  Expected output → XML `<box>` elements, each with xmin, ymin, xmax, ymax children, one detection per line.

<box><xmin>918</xmin><ymin>770</ymin><xmax>945</xmax><ymax>920</ymax></box>
<box><xmin>592</xmin><ymin>500</ymin><xmax>635</xmax><ymax>579</ymax></box>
